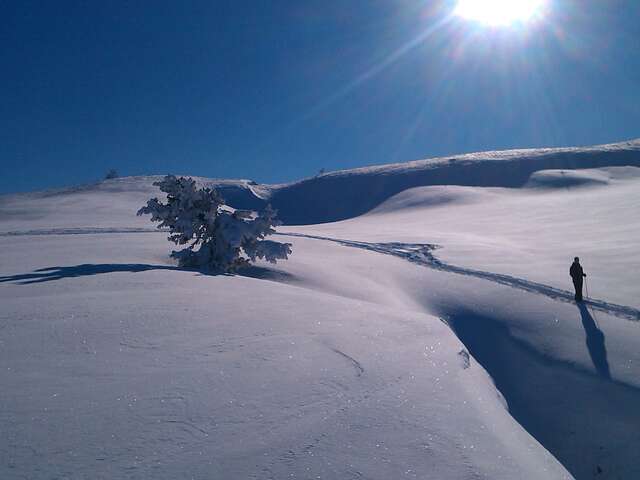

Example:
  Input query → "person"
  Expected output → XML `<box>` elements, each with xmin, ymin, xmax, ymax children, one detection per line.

<box><xmin>570</xmin><ymin>257</ymin><xmax>587</xmax><ymax>301</ymax></box>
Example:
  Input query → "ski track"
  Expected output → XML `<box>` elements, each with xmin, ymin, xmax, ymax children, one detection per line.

<box><xmin>2</xmin><ymin>226</ymin><xmax>638</xmax><ymax>322</ymax></box>
<box><xmin>278</xmin><ymin>232</ymin><xmax>640</xmax><ymax>323</ymax></box>
<box><xmin>0</xmin><ymin>227</ymin><xmax>163</xmax><ymax>236</ymax></box>
<box><xmin>3</xmin><ymin>225</ymin><xmax>638</xmax><ymax>479</ymax></box>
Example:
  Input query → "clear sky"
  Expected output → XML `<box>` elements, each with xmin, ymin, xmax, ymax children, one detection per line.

<box><xmin>1</xmin><ymin>0</ymin><xmax>639</xmax><ymax>193</ymax></box>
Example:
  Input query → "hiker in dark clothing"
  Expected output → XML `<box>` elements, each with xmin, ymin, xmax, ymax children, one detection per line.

<box><xmin>570</xmin><ymin>257</ymin><xmax>587</xmax><ymax>301</ymax></box>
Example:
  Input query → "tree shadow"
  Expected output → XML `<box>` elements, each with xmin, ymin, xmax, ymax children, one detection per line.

<box><xmin>578</xmin><ymin>303</ymin><xmax>611</xmax><ymax>380</ymax></box>
<box><xmin>0</xmin><ymin>263</ymin><xmax>296</xmax><ymax>285</ymax></box>
<box><xmin>234</xmin><ymin>265</ymin><xmax>296</xmax><ymax>283</ymax></box>
<box><xmin>0</xmin><ymin>264</ymin><xmax>181</xmax><ymax>284</ymax></box>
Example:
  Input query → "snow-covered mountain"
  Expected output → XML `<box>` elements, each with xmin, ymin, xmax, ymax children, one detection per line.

<box><xmin>267</xmin><ymin>138</ymin><xmax>640</xmax><ymax>224</ymax></box>
<box><xmin>1</xmin><ymin>140</ymin><xmax>639</xmax><ymax>479</ymax></box>
<box><xmin>2</xmin><ymin>139</ymin><xmax>639</xmax><ymax>232</ymax></box>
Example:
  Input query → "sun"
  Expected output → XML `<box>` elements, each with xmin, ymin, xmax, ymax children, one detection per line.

<box><xmin>454</xmin><ymin>0</ymin><xmax>546</xmax><ymax>26</ymax></box>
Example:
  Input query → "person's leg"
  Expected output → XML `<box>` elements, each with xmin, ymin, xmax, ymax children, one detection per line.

<box><xmin>576</xmin><ymin>279</ymin><xmax>583</xmax><ymax>301</ymax></box>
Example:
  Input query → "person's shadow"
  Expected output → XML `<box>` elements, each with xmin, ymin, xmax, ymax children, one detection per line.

<box><xmin>578</xmin><ymin>303</ymin><xmax>611</xmax><ymax>380</ymax></box>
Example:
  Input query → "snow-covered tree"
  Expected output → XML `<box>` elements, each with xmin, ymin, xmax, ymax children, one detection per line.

<box><xmin>137</xmin><ymin>175</ymin><xmax>292</xmax><ymax>271</ymax></box>
<box><xmin>105</xmin><ymin>169</ymin><xmax>119</xmax><ymax>179</ymax></box>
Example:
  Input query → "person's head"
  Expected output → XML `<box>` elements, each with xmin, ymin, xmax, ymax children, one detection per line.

<box><xmin>574</xmin><ymin>256</ymin><xmax>580</xmax><ymax>263</ymax></box>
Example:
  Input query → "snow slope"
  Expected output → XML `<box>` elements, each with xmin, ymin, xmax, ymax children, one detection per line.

<box><xmin>2</xmin><ymin>139</ymin><xmax>639</xmax><ymax>232</ymax></box>
<box><xmin>267</xmin><ymin>139</ymin><xmax>640</xmax><ymax>224</ymax></box>
<box><xmin>2</xmin><ymin>140</ymin><xmax>640</xmax><ymax>479</ymax></box>
<box><xmin>0</xmin><ymin>176</ymin><xmax>264</xmax><ymax>234</ymax></box>
<box><xmin>0</xmin><ymin>233</ymin><xmax>570</xmax><ymax>480</ymax></box>
<box><xmin>297</xmin><ymin>166</ymin><xmax>640</xmax><ymax>309</ymax></box>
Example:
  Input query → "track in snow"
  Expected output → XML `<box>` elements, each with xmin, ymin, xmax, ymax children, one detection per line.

<box><xmin>0</xmin><ymin>227</ymin><xmax>162</xmax><ymax>236</ymax></box>
<box><xmin>2</xmin><ymin>226</ymin><xmax>637</xmax><ymax>322</ymax></box>
<box><xmin>277</xmin><ymin>233</ymin><xmax>640</xmax><ymax>480</ymax></box>
<box><xmin>279</xmin><ymin>232</ymin><xmax>640</xmax><ymax>322</ymax></box>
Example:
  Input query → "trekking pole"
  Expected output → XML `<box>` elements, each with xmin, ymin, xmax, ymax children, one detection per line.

<box><xmin>585</xmin><ymin>276</ymin><xmax>589</xmax><ymax>300</ymax></box>
<box><xmin>585</xmin><ymin>276</ymin><xmax>601</xmax><ymax>328</ymax></box>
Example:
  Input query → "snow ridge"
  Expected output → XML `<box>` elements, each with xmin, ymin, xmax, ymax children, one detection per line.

<box><xmin>279</xmin><ymin>232</ymin><xmax>640</xmax><ymax>322</ymax></box>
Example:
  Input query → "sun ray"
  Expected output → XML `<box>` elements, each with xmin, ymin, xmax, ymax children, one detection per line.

<box><xmin>455</xmin><ymin>0</ymin><xmax>546</xmax><ymax>26</ymax></box>
<box><xmin>296</xmin><ymin>13</ymin><xmax>456</xmax><ymax>123</ymax></box>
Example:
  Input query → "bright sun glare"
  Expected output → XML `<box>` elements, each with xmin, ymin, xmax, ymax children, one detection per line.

<box><xmin>455</xmin><ymin>0</ymin><xmax>546</xmax><ymax>26</ymax></box>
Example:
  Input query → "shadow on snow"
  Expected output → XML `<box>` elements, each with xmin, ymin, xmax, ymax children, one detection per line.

<box><xmin>442</xmin><ymin>306</ymin><xmax>639</xmax><ymax>480</ymax></box>
<box><xmin>279</xmin><ymin>232</ymin><xmax>640</xmax><ymax>322</ymax></box>
<box><xmin>579</xmin><ymin>303</ymin><xmax>611</xmax><ymax>380</ymax></box>
<box><xmin>0</xmin><ymin>263</ymin><xmax>294</xmax><ymax>285</ymax></box>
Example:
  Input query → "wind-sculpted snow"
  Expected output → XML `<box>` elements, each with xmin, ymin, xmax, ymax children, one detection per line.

<box><xmin>277</xmin><ymin>232</ymin><xmax>640</xmax><ymax>479</ymax></box>
<box><xmin>524</xmin><ymin>169</ymin><xmax>611</xmax><ymax>188</ymax></box>
<box><xmin>2</xmin><ymin>140</ymin><xmax>639</xmax><ymax>228</ymax></box>
<box><xmin>15</xmin><ymin>223</ymin><xmax>633</xmax><ymax>322</ymax></box>
<box><xmin>441</xmin><ymin>304</ymin><xmax>640</xmax><ymax>480</ymax></box>
<box><xmin>2</xmin><ymin>232</ymin><xmax>575</xmax><ymax>480</ymax></box>
<box><xmin>268</xmin><ymin>140</ymin><xmax>640</xmax><ymax>224</ymax></box>
<box><xmin>3</xmin><ymin>141</ymin><xmax>640</xmax><ymax>479</ymax></box>
<box><xmin>280</xmin><ymin>232</ymin><xmax>640</xmax><ymax>322</ymax></box>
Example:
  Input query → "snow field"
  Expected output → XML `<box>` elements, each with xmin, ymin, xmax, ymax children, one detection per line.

<box><xmin>2</xmin><ymin>141</ymin><xmax>640</xmax><ymax>479</ymax></box>
<box><xmin>1</xmin><ymin>233</ymin><xmax>570</xmax><ymax>479</ymax></box>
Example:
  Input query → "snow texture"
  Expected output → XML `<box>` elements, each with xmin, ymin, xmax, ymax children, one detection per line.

<box><xmin>2</xmin><ymin>139</ymin><xmax>640</xmax><ymax>479</ymax></box>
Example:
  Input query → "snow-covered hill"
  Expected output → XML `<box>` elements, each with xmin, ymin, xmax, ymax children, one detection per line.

<box><xmin>1</xmin><ymin>140</ymin><xmax>640</xmax><ymax>479</ymax></box>
<box><xmin>2</xmin><ymin>139</ymin><xmax>639</xmax><ymax>232</ymax></box>
<box><xmin>268</xmin><ymin>139</ymin><xmax>640</xmax><ymax>224</ymax></box>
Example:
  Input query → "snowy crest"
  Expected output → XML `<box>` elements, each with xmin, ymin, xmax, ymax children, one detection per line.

<box><xmin>137</xmin><ymin>175</ymin><xmax>291</xmax><ymax>271</ymax></box>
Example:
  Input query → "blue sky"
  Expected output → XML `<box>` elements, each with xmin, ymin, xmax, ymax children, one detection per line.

<box><xmin>1</xmin><ymin>0</ymin><xmax>639</xmax><ymax>193</ymax></box>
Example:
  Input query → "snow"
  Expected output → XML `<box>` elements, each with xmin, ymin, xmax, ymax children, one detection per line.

<box><xmin>0</xmin><ymin>176</ymin><xmax>261</xmax><ymax>234</ymax></box>
<box><xmin>264</xmin><ymin>139</ymin><xmax>640</xmax><ymax>224</ymax></box>
<box><xmin>300</xmin><ymin>165</ymin><xmax>640</xmax><ymax>309</ymax></box>
<box><xmin>0</xmin><ymin>234</ymin><xmax>569</xmax><ymax>480</ymax></box>
<box><xmin>2</xmin><ymin>140</ymin><xmax>640</xmax><ymax>479</ymax></box>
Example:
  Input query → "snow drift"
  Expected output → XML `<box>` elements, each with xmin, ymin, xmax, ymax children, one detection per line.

<box><xmin>267</xmin><ymin>139</ymin><xmax>640</xmax><ymax>224</ymax></box>
<box><xmin>2</xmin><ymin>139</ymin><xmax>640</xmax><ymax>479</ymax></box>
<box><xmin>1</xmin><ymin>139</ymin><xmax>639</xmax><ymax>232</ymax></box>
